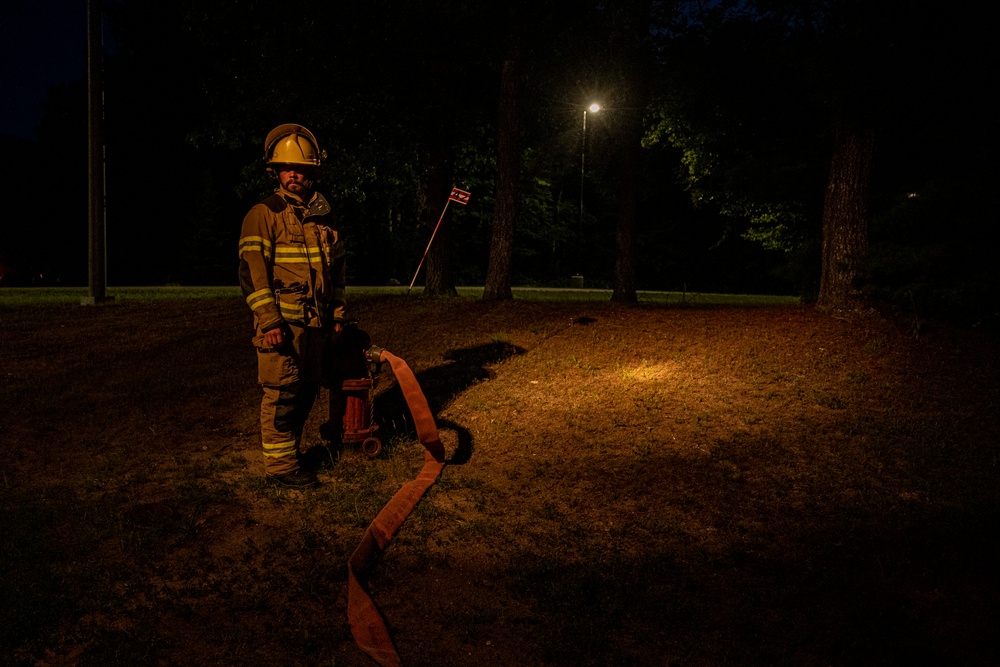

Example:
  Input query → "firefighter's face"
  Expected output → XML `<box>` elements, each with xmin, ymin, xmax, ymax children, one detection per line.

<box><xmin>277</xmin><ymin>164</ymin><xmax>316</xmax><ymax>196</ymax></box>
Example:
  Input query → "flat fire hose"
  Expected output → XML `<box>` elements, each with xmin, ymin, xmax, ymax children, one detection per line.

<box><xmin>347</xmin><ymin>349</ymin><xmax>446</xmax><ymax>666</ymax></box>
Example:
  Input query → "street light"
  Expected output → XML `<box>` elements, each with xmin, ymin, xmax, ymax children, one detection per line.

<box><xmin>580</xmin><ymin>102</ymin><xmax>600</xmax><ymax>231</ymax></box>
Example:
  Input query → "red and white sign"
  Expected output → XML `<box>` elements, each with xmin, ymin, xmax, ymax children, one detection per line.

<box><xmin>448</xmin><ymin>187</ymin><xmax>471</xmax><ymax>205</ymax></box>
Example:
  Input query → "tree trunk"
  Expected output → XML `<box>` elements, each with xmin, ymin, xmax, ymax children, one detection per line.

<box><xmin>612</xmin><ymin>103</ymin><xmax>640</xmax><ymax>303</ymax></box>
<box><xmin>609</xmin><ymin>0</ymin><xmax>649</xmax><ymax>304</ymax></box>
<box><xmin>483</xmin><ymin>46</ymin><xmax>522</xmax><ymax>301</ymax></box>
<box><xmin>817</xmin><ymin>122</ymin><xmax>874</xmax><ymax>310</ymax></box>
<box><xmin>423</xmin><ymin>144</ymin><xmax>457</xmax><ymax>297</ymax></box>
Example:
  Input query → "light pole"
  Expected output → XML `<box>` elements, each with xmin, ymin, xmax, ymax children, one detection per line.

<box><xmin>573</xmin><ymin>102</ymin><xmax>600</xmax><ymax>282</ymax></box>
<box><xmin>83</xmin><ymin>0</ymin><xmax>110</xmax><ymax>305</ymax></box>
<box><xmin>579</xmin><ymin>102</ymin><xmax>600</xmax><ymax>231</ymax></box>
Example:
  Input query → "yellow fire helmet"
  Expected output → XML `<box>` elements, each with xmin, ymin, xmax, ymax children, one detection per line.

<box><xmin>263</xmin><ymin>123</ymin><xmax>327</xmax><ymax>166</ymax></box>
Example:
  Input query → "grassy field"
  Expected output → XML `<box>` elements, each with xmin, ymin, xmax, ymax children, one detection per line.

<box><xmin>1</xmin><ymin>289</ymin><xmax>997</xmax><ymax>665</ymax></box>
<box><xmin>0</xmin><ymin>285</ymin><xmax>801</xmax><ymax>307</ymax></box>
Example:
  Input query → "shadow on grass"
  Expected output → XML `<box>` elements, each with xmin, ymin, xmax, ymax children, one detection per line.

<box><xmin>371</xmin><ymin>340</ymin><xmax>525</xmax><ymax>464</ymax></box>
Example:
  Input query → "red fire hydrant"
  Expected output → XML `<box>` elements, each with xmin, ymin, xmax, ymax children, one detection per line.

<box><xmin>321</xmin><ymin>323</ymin><xmax>383</xmax><ymax>457</ymax></box>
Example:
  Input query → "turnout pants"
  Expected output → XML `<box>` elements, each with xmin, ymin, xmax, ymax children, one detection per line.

<box><xmin>255</xmin><ymin>323</ymin><xmax>328</xmax><ymax>476</ymax></box>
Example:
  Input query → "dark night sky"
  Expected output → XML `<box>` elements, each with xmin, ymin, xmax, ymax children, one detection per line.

<box><xmin>1</xmin><ymin>1</ymin><xmax>86</xmax><ymax>139</ymax></box>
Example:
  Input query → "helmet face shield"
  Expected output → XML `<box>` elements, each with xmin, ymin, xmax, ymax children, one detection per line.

<box><xmin>264</xmin><ymin>123</ymin><xmax>326</xmax><ymax>166</ymax></box>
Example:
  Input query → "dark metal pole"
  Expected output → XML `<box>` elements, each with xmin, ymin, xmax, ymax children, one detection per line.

<box><xmin>579</xmin><ymin>108</ymin><xmax>587</xmax><ymax>231</ymax></box>
<box><xmin>83</xmin><ymin>0</ymin><xmax>110</xmax><ymax>305</ymax></box>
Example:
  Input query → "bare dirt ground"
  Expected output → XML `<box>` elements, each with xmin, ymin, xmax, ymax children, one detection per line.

<box><xmin>2</xmin><ymin>294</ymin><xmax>999</xmax><ymax>666</ymax></box>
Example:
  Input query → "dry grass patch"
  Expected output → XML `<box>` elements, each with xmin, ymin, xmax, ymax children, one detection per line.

<box><xmin>2</xmin><ymin>295</ymin><xmax>998</xmax><ymax>666</ymax></box>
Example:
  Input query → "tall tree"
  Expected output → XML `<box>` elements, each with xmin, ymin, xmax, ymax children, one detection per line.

<box><xmin>612</xmin><ymin>100</ymin><xmax>641</xmax><ymax>302</ymax></box>
<box><xmin>483</xmin><ymin>0</ymin><xmax>603</xmax><ymax>298</ymax></box>
<box><xmin>645</xmin><ymin>0</ymin><xmax>955</xmax><ymax>307</ymax></box>
<box><xmin>809</xmin><ymin>0</ymin><xmax>880</xmax><ymax>310</ymax></box>
<box><xmin>389</xmin><ymin>1</ymin><xmax>496</xmax><ymax>297</ymax></box>
<box><xmin>482</xmin><ymin>41</ymin><xmax>523</xmax><ymax>301</ymax></box>
<box><xmin>422</xmin><ymin>143</ymin><xmax>459</xmax><ymax>297</ymax></box>
<box><xmin>817</xmin><ymin>120</ymin><xmax>874</xmax><ymax>309</ymax></box>
<box><xmin>607</xmin><ymin>0</ymin><xmax>660</xmax><ymax>303</ymax></box>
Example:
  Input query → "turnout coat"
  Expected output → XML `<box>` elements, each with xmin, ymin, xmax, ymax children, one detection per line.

<box><xmin>238</xmin><ymin>186</ymin><xmax>347</xmax><ymax>336</ymax></box>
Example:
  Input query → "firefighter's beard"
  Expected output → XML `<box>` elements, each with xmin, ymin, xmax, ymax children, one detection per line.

<box><xmin>284</xmin><ymin>178</ymin><xmax>313</xmax><ymax>197</ymax></box>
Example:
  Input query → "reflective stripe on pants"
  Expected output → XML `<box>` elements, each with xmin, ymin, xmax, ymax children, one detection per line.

<box><xmin>255</xmin><ymin>324</ymin><xmax>327</xmax><ymax>475</ymax></box>
<box><xmin>259</xmin><ymin>382</ymin><xmax>318</xmax><ymax>475</ymax></box>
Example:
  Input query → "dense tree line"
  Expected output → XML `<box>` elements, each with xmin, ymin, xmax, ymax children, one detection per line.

<box><xmin>2</xmin><ymin>0</ymin><xmax>995</xmax><ymax>325</ymax></box>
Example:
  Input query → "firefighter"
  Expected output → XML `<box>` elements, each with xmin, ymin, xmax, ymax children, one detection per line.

<box><xmin>238</xmin><ymin>123</ymin><xmax>347</xmax><ymax>488</ymax></box>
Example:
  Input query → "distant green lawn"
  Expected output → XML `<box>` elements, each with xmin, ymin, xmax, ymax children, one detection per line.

<box><xmin>0</xmin><ymin>285</ymin><xmax>800</xmax><ymax>308</ymax></box>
